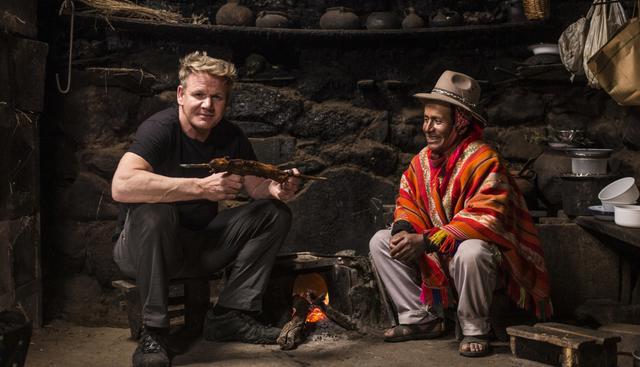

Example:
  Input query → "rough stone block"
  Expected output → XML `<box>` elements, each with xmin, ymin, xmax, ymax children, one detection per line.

<box><xmin>537</xmin><ymin>223</ymin><xmax>620</xmax><ymax>318</ymax></box>
<box><xmin>0</xmin><ymin>220</ymin><xmax>15</xmax><ymax>313</ymax></box>
<box><xmin>547</xmin><ymin>86</ymin><xmax>605</xmax><ymax>117</ymax></box>
<box><xmin>0</xmin><ymin>36</ymin><xmax>11</xmax><ymax>104</ymax></box>
<box><xmin>83</xmin><ymin>221</ymin><xmax>121</xmax><ymax>287</ymax></box>
<box><xmin>48</xmin><ymin>222</ymin><xmax>87</xmax><ymax>273</ymax></box>
<box><xmin>135</xmin><ymin>91</ymin><xmax>176</xmax><ymax>125</ymax></box>
<box><xmin>321</xmin><ymin>139</ymin><xmax>397</xmax><ymax>176</ymax></box>
<box><xmin>0</xmin><ymin>0</ymin><xmax>37</xmax><ymax>38</ymax></box>
<box><xmin>498</xmin><ymin>126</ymin><xmax>545</xmax><ymax>161</ymax></box>
<box><xmin>0</xmin><ymin>108</ymin><xmax>38</xmax><ymax>220</ymax></box>
<box><xmin>83</xmin><ymin>67</ymin><xmax>157</xmax><ymax>94</ymax></box>
<box><xmin>0</xmin><ymin>216</ymin><xmax>38</xmax><ymax>316</ymax></box>
<box><xmin>49</xmin><ymin>274</ymin><xmax>128</xmax><ymax>326</ymax></box>
<box><xmin>361</xmin><ymin>111</ymin><xmax>389</xmax><ymax>143</ymax></box>
<box><xmin>232</xmin><ymin>120</ymin><xmax>278</xmax><ymax>137</ymax></box>
<box><xmin>611</xmin><ymin>149</ymin><xmax>640</xmax><ymax>185</ymax></box>
<box><xmin>283</xmin><ymin>167</ymin><xmax>396</xmax><ymax>255</ymax></box>
<box><xmin>10</xmin><ymin>37</ymin><xmax>48</xmax><ymax>112</ymax></box>
<box><xmin>587</xmin><ymin>117</ymin><xmax>625</xmax><ymax>150</ymax></box>
<box><xmin>622</xmin><ymin>108</ymin><xmax>640</xmax><ymax>151</ymax></box>
<box><xmin>61</xmin><ymin>171</ymin><xmax>119</xmax><ymax>221</ymax></box>
<box><xmin>293</xmin><ymin>102</ymin><xmax>381</xmax><ymax>141</ymax></box>
<box><xmin>80</xmin><ymin>143</ymin><xmax>128</xmax><ymax>179</ymax></box>
<box><xmin>296</xmin><ymin>64</ymin><xmax>355</xmax><ymax>102</ymax></box>
<box><xmin>249</xmin><ymin>136</ymin><xmax>296</xmax><ymax>165</ymax></box>
<box><xmin>63</xmin><ymin>86</ymin><xmax>140</xmax><ymax>145</ymax></box>
<box><xmin>225</xmin><ymin>83</ymin><xmax>304</xmax><ymax>128</ymax></box>
<box><xmin>487</xmin><ymin>88</ymin><xmax>545</xmax><ymax>125</ymax></box>
<box><xmin>7</xmin><ymin>216</ymin><xmax>37</xmax><ymax>288</ymax></box>
<box><xmin>599</xmin><ymin>323</ymin><xmax>640</xmax><ymax>367</ymax></box>
<box><xmin>532</xmin><ymin>150</ymin><xmax>572</xmax><ymax>206</ymax></box>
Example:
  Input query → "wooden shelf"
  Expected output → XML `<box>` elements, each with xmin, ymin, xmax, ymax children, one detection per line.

<box><xmin>71</xmin><ymin>13</ymin><xmax>547</xmax><ymax>43</ymax></box>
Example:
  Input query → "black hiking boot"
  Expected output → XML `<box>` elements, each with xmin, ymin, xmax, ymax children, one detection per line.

<box><xmin>203</xmin><ymin>309</ymin><xmax>280</xmax><ymax>344</ymax></box>
<box><xmin>132</xmin><ymin>327</ymin><xmax>171</xmax><ymax>367</ymax></box>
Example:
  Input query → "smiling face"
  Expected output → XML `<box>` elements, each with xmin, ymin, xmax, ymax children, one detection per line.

<box><xmin>177</xmin><ymin>72</ymin><xmax>230</xmax><ymax>141</ymax></box>
<box><xmin>423</xmin><ymin>101</ymin><xmax>456</xmax><ymax>154</ymax></box>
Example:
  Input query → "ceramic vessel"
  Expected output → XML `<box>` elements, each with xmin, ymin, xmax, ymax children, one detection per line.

<box><xmin>216</xmin><ymin>0</ymin><xmax>254</xmax><ymax>26</ymax></box>
<box><xmin>319</xmin><ymin>7</ymin><xmax>360</xmax><ymax>30</ymax></box>
<box><xmin>256</xmin><ymin>11</ymin><xmax>289</xmax><ymax>28</ymax></box>
<box><xmin>402</xmin><ymin>7</ymin><xmax>425</xmax><ymax>29</ymax></box>
<box><xmin>614</xmin><ymin>205</ymin><xmax>640</xmax><ymax>228</ymax></box>
<box><xmin>366</xmin><ymin>11</ymin><xmax>401</xmax><ymax>30</ymax></box>
<box><xmin>599</xmin><ymin>177</ymin><xmax>640</xmax><ymax>210</ymax></box>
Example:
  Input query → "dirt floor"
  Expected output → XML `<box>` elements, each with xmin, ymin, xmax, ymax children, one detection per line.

<box><xmin>25</xmin><ymin>319</ymin><xmax>515</xmax><ymax>367</ymax></box>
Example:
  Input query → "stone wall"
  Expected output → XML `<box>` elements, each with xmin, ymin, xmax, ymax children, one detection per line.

<box><xmin>0</xmin><ymin>0</ymin><xmax>47</xmax><ymax>325</ymax></box>
<box><xmin>38</xmin><ymin>0</ymin><xmax>640</xmax><ymax>324</ymax></box>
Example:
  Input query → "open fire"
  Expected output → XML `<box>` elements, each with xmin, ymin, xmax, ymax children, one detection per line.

<box><xmin>292</xmin><ymin>272</ymin><xmax>329</xmax><ymax>324</ymax></box>
<box><xmin>305</xmin><ymin>293</ymin><xmax>329</xmax><ymax>323</ymax></box>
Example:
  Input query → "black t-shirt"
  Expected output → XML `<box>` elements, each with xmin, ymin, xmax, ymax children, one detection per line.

<box><xmin>127</xmin><ymin>106</ymin><xmax>257</xmax><ymax>230</ymax></box>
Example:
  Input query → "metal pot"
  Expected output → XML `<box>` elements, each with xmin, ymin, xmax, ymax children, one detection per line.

<box><xmin>571</xmin><ymin>157</ymin><xmax>608</xmax><ymax>176</ymax></box>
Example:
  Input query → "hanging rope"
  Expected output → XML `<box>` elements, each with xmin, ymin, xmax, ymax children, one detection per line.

<box><xmin>56</xmin><ymin>0</ymin><xmax>75</xmax><ymax>94</ymax></box>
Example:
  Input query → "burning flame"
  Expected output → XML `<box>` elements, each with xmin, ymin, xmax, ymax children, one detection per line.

<box><xmin>306</xmin><ymin>293</ymin><xmax>329</xmax><ymax>323</ymax></box>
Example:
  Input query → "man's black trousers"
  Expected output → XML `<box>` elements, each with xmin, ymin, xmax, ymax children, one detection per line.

<box><xmin>113</xmin><ymin>199</ymin><xmax>292</xmax><ymax>328</ymax></box>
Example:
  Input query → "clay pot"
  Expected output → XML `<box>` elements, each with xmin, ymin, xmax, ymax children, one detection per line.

<box><xmin>215</xmin><ymin>0</ymin><xmax>254</xmax><ymax>26</ymax></box>
<box><xmin>402</xmin><ymin>7</ymin><xmax>425</xmax><ymax>29</ymax></box>
<box><xmin>319</xmin><ymin>7</ymin><xmax>360</xmax><ymax>30</ymax></box>
<box><xmin>366</xmin><ymin>11</ymin><xmax>401</xmax><ymax>30</ymax></box>
<box><xmin>256</xmin><ymin>11</ymin><xmax>289</xmax><ymax>28</ymax></box>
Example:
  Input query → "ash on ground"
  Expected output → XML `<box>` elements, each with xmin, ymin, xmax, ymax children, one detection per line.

<box><xmin>304</xmin><ymin>317</ymin><xmax>357</xmax><ymax>344</ymax></box>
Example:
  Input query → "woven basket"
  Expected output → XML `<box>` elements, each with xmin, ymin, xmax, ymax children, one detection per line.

<box><xmin>522</xmin><ymin>0</ymin><xmax>549</xmax><ymax>20</ymax></box>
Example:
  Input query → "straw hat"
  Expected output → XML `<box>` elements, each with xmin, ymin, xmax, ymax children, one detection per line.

<box><xmin>414</xmin><ymin>70</ymin><xmax>487</xmax><ymax>126</ymax></box>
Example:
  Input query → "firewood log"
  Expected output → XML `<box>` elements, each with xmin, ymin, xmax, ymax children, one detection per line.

<box><xmin>277</xmin><ymin>295</ymin><xmax>310</xmax><ymax>350</ymax></box>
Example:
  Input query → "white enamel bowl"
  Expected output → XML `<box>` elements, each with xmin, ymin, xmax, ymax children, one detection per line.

<box><xmin>614</xmin><ymin>205</ymin><xmax>640</xmax><ymax>228</ymax></box>
<box><xmin>599</xmin><ymin>177</ymin><xmax>640</xmax><ymax>210</ymax></box>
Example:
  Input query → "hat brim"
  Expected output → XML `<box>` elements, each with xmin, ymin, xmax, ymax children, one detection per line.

<box><xmin>414</xmin><ymin>92</ymin><xmax>487</xmax><ymax>126</ymax></box>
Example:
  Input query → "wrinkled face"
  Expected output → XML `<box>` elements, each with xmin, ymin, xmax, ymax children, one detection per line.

<box><xmin>423</xmin><ymin>102</ymin><xmax>455</xmax><ymax>154</ymax></box>
<box><xmin>177</xmin><ymin>72</ymin><xmax>230</xmax><ymax>138</ymax></box>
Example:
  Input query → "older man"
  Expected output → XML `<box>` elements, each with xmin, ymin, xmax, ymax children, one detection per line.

<box><xmin>369</xmin><ymin>70</ymin><xmax>551</xmax><ymax>357</ymax></box>
<box><xmin>112</xmin><ymin>51</ymin><xmax>300</xmax><ymax>367</ymax></box>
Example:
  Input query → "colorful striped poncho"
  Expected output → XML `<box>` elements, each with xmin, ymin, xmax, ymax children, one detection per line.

<box><xmin>394</xmin><ymin>138</ymin><xmax>552</xmax><ymax>319</ymax></box>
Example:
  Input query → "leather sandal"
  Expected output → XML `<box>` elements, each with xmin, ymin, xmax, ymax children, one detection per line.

<box><xmin>459</xmin><ymin>334</ymin><xmax>491</xmax><ymax>357</ymax></box>
<box><xmin>384</xmin><ymin>318</ymin><xmax>445</xmax><ymax>343</ymax></box>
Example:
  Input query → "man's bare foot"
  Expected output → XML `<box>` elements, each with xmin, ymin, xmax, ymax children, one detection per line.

<box><xmin>383</xmin><ymin>318</ymin><xmax>445</xmax><ymax>342</ymax></box>
<box><xmin>459</xmin><ymin>335</ymin><xmax>491</xmax><ymax>357</ymax></box>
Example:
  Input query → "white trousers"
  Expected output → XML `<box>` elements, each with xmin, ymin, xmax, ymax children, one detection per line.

<box><xmin>369</xmin><ymin>229</ymin><xmax>499</xmax><ymax>336</ymax></box>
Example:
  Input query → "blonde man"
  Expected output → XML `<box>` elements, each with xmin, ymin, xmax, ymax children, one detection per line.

<box><xmin>112</xmin><ymin>52</ymin><xmax>300</xmax><ymax>367</ymax></box>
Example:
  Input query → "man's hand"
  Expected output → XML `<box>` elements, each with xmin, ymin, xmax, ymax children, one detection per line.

<box><xmin>197</xmin><ymin>172</ymin><xmax>244</xmax><ymax>201</ymax></box>
<box><xmin>269</xmin><ymin>168</ymin><xmax>301</xmax><ymax>202</ymax></box>
<box><xmin>389</xmin><ymin>231</ymin><xmax>426</xmax><ymax>262</ymax></box>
